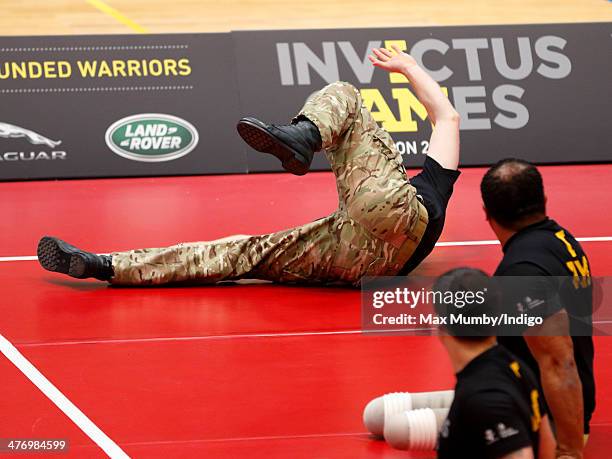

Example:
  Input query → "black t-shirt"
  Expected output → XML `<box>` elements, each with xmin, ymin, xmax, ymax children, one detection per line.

<box><xmin>437</xmin><ymin>345</ymin><xmax>546</xmax><ymax>459</ymax></box>
<box><xmin>399</xmin><ymin>156</ymin><xmax>460</xmax><ymax>275</ymax></box>
<box><xmin>494</xmin><ymin>218</ymin><xmax>595</xmax><ymax>432</ymax></box>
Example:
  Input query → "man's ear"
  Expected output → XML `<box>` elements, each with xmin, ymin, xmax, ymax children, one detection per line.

<box><xmin>483</xmin><ymin>206</ymin><xmax>491</xmax><ymax>221</ymax></box>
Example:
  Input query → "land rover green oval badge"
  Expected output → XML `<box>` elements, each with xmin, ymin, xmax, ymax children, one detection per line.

<box><xmin>105</xmin><ymin>114</ymin><xmax>199</xmax><ymax>162</ymax></box>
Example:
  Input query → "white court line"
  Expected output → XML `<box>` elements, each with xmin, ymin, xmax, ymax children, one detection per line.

<box><xmin>2</xmin><ymin>236</ymin><xmax>611</xmax><ymax>263</ymax></box>
<box><xmin>117</xmin><ymin>431</ymin><xmax>366</xmax><ymax>447</ymax></box>
<box><xmin>576</xmin><ymin>236</ymin><xmax>612</xmax><ymax>242</ymax></box>
<box><xmin>0</xmin><ymin>256</ymin><xmax>38</xmax><ymax>261</ymax></box>
<box><xmin>435</xmin><ymin>236</ymin><xmax>612</xmax><ymax>247</ymax></box>
<box><xmin>0</xmin><ymin>236</ymin><xmax>612</xmax><ymax>262</ymax></box>
<box><xmin>19</xmin><ymin>329</ymin><xmax>364</xmax><ymax>348</ymax></box>
<box><xmin>435</xmin><ymin>240</ymin><xmax>499</xmax><ymax>247</ymax></box>
<box><xmin>0</xmin><ymin>333</ymin><xmax>130</xmax><ymax>458</ymax></box>
<box><xmin>16</xmin><ymin>318</ymin><xmax>612</xmax><ymax>348</ymax></box>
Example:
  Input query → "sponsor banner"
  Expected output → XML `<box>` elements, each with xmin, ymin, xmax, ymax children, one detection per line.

<box><xmin>361</xmin><ymin>276</ymin><xmax>611</xmax><ymax>336</ymax></box>
<box><xmin>233</xmin><ymin>23</ymin><xmax>612</xmax><ymax>171</ymax></box>
<box><xmin>0</xmin><ymin>33</ymin><xmax>245</xmax><ymax>179</ymax></box>
<box><xmin>105</xmin><ymin>114</ymin><xmax>199</xmax><ymax>162</ymax></box>
<box><xmin>1</xmin><ymin>23</ymin><xmax>610</xmax><ymax>180</ymax></box>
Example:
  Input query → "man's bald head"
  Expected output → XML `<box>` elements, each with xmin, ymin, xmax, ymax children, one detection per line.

<box><xmin>480</xmin><ymin>158</ymin><xmax>546</xmax><ymax>229</ymax></box>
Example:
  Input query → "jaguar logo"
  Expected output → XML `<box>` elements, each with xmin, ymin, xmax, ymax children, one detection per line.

<box><xmin>0</xmin><ymin>122</ymin><xmax>62</xmax><ymax>148</ymax></box>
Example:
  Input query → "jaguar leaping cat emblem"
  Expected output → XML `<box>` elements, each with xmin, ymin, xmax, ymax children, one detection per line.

<box><xmin>0</xmin><ymin>122</ymin><xmax>62</xmax><ymax>148</ymax></box>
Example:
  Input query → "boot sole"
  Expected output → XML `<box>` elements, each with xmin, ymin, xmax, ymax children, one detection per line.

<box><xmin>37</xmin><ymin>236</ymin><xmax>87</xmax><ymax>278</ymax></box>
<box><xmin>236</xmin><ymin>118</ymin><xmax>310</xmax><ymax>176</ymax></box>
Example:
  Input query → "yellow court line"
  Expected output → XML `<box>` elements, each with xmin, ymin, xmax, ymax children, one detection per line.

<box><xmin>86</xmin><ymin>0</ymin><xmax>148</xmax><ymax>33</ymax></box>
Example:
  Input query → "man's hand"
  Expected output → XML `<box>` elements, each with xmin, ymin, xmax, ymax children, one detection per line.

<box><xmin>368</xmin><ymin>45</ymin><xmax>417</xmax><ymax>75</ymax></box>
<box><xmin>368</xmin><ymin>45</ymin><xmax>460</xmax><ymax>170</ymax></box>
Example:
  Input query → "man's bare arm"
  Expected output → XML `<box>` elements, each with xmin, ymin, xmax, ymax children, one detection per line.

<box><xmin>524</xmin><ymin>311</ymin><xmax>584</xmax><ymax>459</ymax></box>
<box><xmin>500</xmin><ymin>447</ymin><xmax>535</xmax><ymax>459</ymax></box>
<box><xmin>368</xmin><ymin>46</ymin><xmax>460</xmax><ymax>170</ymax></box>
<box><xmin>539</xmin><ymin>415</ymin><xmax>557</xmax><ymax>459</ymax></box>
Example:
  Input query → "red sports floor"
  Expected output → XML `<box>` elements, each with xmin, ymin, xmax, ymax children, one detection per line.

<box><xmin>1</xmin><ymin>164</ymin><xmax>612</xmax><ymax>458</ymax></box>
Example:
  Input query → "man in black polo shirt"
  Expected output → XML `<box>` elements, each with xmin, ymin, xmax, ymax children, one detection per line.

<box><xmin>381</xmin><ymin>268</ymin><xmax>555</xmax><ymax>458</ymax></box>
<box><xmin>436</xmin><ymin>269</ymin><xmax>555</xmax><ymax>459</ymax></box>
<box><xmin>481</xmin><ymin>158</ymin><xmax>594</xmax><ymax>459</ymax></box>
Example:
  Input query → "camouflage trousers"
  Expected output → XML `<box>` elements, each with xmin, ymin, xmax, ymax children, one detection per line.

<box><xmin>111</xmin><ymin>82</ymin><xmax>428</xmax><ymax>286</ymax></box>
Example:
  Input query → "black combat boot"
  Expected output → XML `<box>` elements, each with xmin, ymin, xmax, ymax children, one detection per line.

<box><xmin>236</xmin><ymin>116</ymin><xmax>322</xmax><ymax>176</ymax></box>
<box><xmin>37</xmin><ymin>236</ymin><xmax>114</xmax><ymax>281</ymax></box>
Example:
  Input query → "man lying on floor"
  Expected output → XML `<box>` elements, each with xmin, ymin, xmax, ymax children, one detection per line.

<box><xmin>37</xmin><ymin>47</ymin><xmax>460</xmax><ymax>286</ymax></box>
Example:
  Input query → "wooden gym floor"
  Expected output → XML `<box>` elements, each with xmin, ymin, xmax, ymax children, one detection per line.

<box><xmin>0</xmin><ymin>0</ymin><xmax>611</xmax><ymax>36</ymax></box>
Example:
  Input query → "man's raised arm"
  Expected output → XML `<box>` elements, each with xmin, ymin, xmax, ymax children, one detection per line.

<box><xmin>369</xmin><ymin>45</ymin><xmax>460</xmax><ymax>170</ymax></box>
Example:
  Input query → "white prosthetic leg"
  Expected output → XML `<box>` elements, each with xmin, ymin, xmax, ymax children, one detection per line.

<box><xmin>384</xmin><ymin>407</ymin><xmax>449</xmax><ymax>450</ymax></box>
<box><xmin>362</xmin><ymin>390</ymin><xmax>454</xmax><ymax>437</ymax></box>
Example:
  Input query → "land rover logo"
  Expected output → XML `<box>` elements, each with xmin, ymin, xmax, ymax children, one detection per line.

<box><xmin>105</xmin><ymin>114</ymin><xmax>199</xmax><ymax>162</ymax></box>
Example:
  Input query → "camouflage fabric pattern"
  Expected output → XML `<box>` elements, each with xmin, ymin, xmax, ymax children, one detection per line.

<box><xmin>111</xmin><ymin>82</ymin><xmax>428</xmax><ymax>286</ymax></box>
